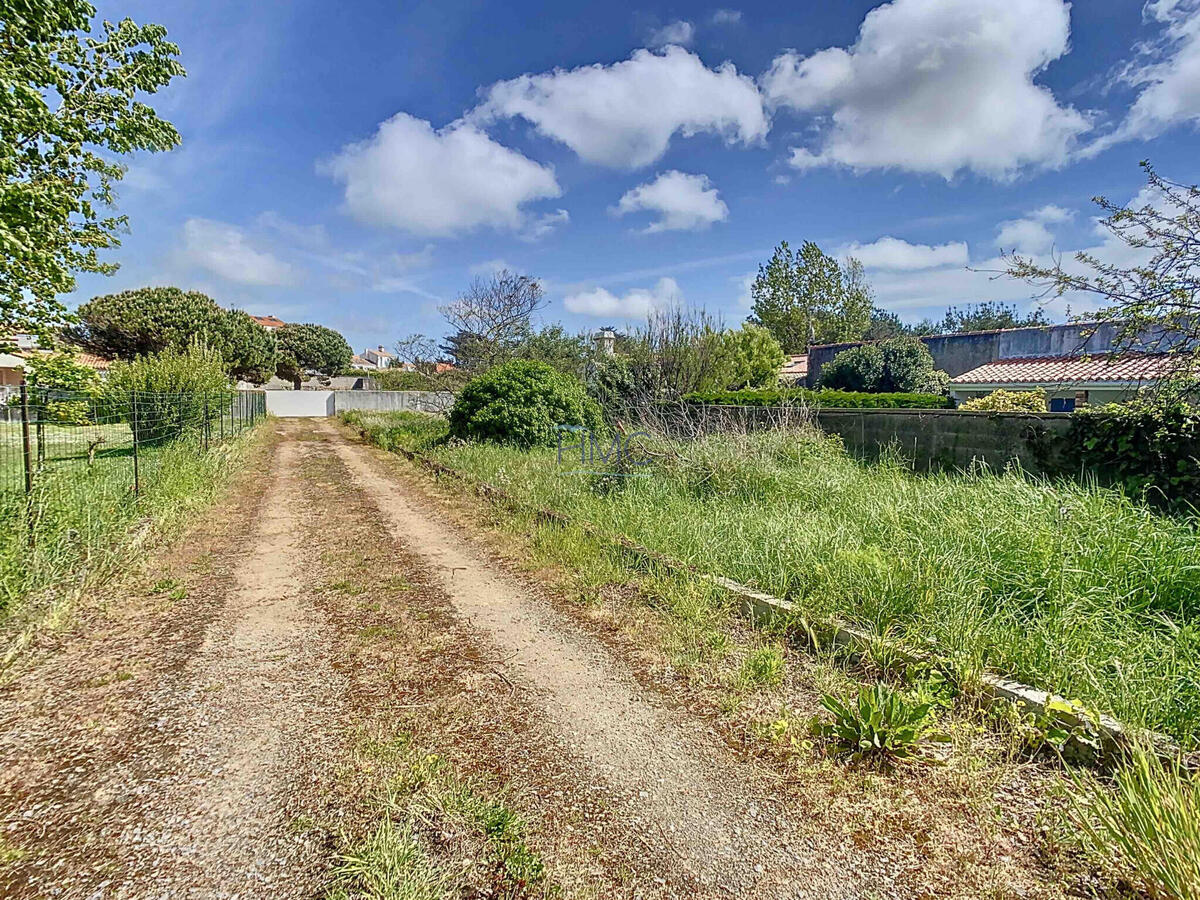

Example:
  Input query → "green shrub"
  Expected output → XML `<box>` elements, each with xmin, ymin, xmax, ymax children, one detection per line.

<box><xmin>449</xmin><ymin>359</ymin><xmax>603</xmax><ymax>447</ymax></box>
<box><xmin>683</xmin><ymin>387</ymin><xmax>952</xmax><ymax>409</ymax></box>
<box><xmin>17</xmin><ymin>352</ymin><xmax>102</xmax><ymax>424</ymax></box>
<box><xmin>701</xmin><ymin>324</ymin><xmax>786</xmax><ymax>391</ymax></box>
<box><xmin>812</xmin><ymin>683</ymin><xmax>946</xmax><ymax>768</ymax></box>
<box><xmin>105</xmin><ymin>340</ymin><xmax>232</xmax><ymax>445</ymax></box>
<box><xmin>959</xmin><ymin>389</ymin><xmax>1049</xmax><ymax>412</ymax></box>
<box><xmin>821</xmin><ymin>337</ymin><xmax>946</xmax><ymax>394</ymax></box>
<box><xmin>1071</xmin><ymin>748</ymin><xmax>1200</xmax><ymax>900</ymax></box>
<box><xmin>1069</xmin><ymin>395</ymin><xmax>1200</xmax><ymax>510</ymax></box>
<box><xmin>819</xmin><ymin>344</ymin><xmax>883</xmax><ymax>392</ymax></box>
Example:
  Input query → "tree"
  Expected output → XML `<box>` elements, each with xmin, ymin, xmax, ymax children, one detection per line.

<box><xmin>748</xmin><ymin>241</ymin><xmax>872</xmax><ymax>353</ymax></box>
<box><xmin>933</xmin><ymin>301</ymin><xmax>1050</xmax><ymax>333</ymax></box>
<box><xmin>1002</xmin><ymin>162</ymin><xmax>1199</xmax><ymax>363</ymax></box>
<box><xmin>514</xmin><ymin>325</ymin><xmax>596</xmax><ymax>380</ymax></box>
<box><xmin>439</xmin><ymin>269</ymin><xmax>545</xmax><ymax>370</ymax></box>
<box><xmin>69</xmin><ymin>287</ymin><xmax>276</xmax><ymax>381</ymax></box>
<box><xmin>821</xmin><ymin>337</ymin><xmax>943</xmax><ymax>394</ymax></box>
<box><xmin>275</xmin><ymin>323</ymin><xmax>352</xmax><ymax>388</ymax></box>
<box><xmin>392</xmin><ymin>333</ymin><xmax>440</xmax><ymax>374</ymax></box>
<box><xmin>1</xmin><ymin>2</ymin><xmax>185</xmax><ymax>346</ymax></box>
<box><xmin>862</xmin><ymin>308</ymin><xmax>910</xmax><ymax>341</ymax></box>
<box><xmin>702</xmin><ymin>324</ymin><xmax>785</xmax><ymax>391</ymax></box>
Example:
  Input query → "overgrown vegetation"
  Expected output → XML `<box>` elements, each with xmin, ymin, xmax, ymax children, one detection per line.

<box><xmin>683</xmin><ymin>387</ymin><xmax>952</xmax><ymax>409</ymax></box>
<box><xmin>0</xmin><ymin>420</ymin><xmax>263</xmax><ymax>628</ymax></box>
<box><xmin>1069</xmin><ymin>393</ymin><xmax>1200</xmax><ymax>511</ymax></box>
<box><xmin>349</xmin><ymin>411</ymin><xmax>1200</xmax><ymax>747</ymax></box>
<box><xmin>449</xmin><ymin>359</ymin><xmax>602</xmax><ymax>447</ymax></box>
<box><xmin>1070</xmin><ymin>748</ymin><xmax>1200</xmax><ymax>900</ymax></box>
<box><xmin>820</xmin><ymin>336</ymin><xmax>949</xmax><ymax>394</ymax></box>
<box><xmin>812</xmin><ymin>683</ymin><xmax>946</xmax><ymax>769</ymax></box>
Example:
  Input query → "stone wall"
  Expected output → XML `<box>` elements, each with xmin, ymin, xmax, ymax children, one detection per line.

<box><xmin>812</xmin><ymin>408</ymin><xmax>1073</xmax><ymax>475</ymax></box>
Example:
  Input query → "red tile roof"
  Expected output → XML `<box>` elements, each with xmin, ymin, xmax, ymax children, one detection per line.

<box><xmin>951</xmin><ymin>354</ymin><xmax>1185</xmax><ymax>386</ymax></box>
<box><xmin>781</xmin><ymin>354</ymin><xmax>808</xmax><ymax>377</ymax></box>
<box><xmin>249</xmin><ymin>314</ymin><xmax>286</xmax><ymax>329</ymax></box>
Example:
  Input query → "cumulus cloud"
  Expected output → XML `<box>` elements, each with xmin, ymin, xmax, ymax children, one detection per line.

<box><xmin>563</xmin><ymin>277</ymin><xmax>682</xmax><ymax>318</ymax></box>
<box><xmin>841</xmin><ymin>236</ymin><xmax>968</xmax><ymax>270</ymax></box>
<box><xmin>761</xmin><ymin>0</ymin><xmax>1090</xmax><ymax>179</ymax></box>
<box><xmin>322</xmin><ymin>112</ymin><xmax>561</xmax><ymax>236</ymax></box>
<box><xmin>613</xmin><ymin>171</ymin><xmax>729</xmax><ymax>232</ymax></box>
<box><xmin>1089</xmin><ymin>0</ymin><xmax>1200</xmax><ymax>153</ymax></box>
<box><xmin>649</xmin><ymin>20</ymin><xmax>694</xmax><ymax>47</ymax></box>
<box><xmin>473</xmin><ymin>46</ymin><xmax>768</xmax><ymax>169</ymax></box>
<box><xmin>181</xmin><ymin>218</ymin><xmax>294</xmax><ymax>286</ymax></box>
<box><xmin>994</xmin><ymin>204</ymin><xmax>1074</xmax><ymax>254</ymax></box>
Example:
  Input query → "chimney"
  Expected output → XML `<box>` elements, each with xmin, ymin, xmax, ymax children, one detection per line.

<box><xmin>594</xmin><ymin>328</ymin><xmax>616</xmax><ymax>356</ymax></box>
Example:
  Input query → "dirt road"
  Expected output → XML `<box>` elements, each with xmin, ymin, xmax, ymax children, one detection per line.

<box><xmin>0</xmin><ymin>420</ymin><xmax>868</xmax><ymax>899</ymax></box>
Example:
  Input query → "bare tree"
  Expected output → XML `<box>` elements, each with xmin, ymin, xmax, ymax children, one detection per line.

<box><xmin>393</xmin><ymin>333</ymin><xmax>439</xmax><ymax>373</ymax></box>
<box><xmin>438</xmin><ymin>269</ymin><xmax>545</xmax><ymax>369</ymax></box>
<box><xmin>1000</xmin><ymin>162</ymin><xmax>1199</xmax><ymax>365</ymax></box>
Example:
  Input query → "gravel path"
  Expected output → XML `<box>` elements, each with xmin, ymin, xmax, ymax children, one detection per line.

<box><xmin>0</xmin><ymin>420</ymin><xmax>866</xmax><ymax>899</ymax></box>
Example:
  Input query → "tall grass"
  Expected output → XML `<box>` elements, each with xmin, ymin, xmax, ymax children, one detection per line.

<box><xmin>343</xmin><ymin>410</ymin><xmax>1200</xmax><ymax>746</ymax></box>
<box><xmin>0</xmin><ymin>427</ymin><xmax>263</xmax><ymax>634</ymax></box>
<box><xmin>1072</xmin><ymin>749</ymin><xmax>1200</xmax><ymax>899</ymax></box>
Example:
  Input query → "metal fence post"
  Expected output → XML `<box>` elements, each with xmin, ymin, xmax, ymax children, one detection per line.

<box><xmin>203</xmin><ymin>394</ymin><xmax>210</xmax><ymax>451</ymax></box>
<box><xmin>20</xmin><ymin>386</ymin><xmax>34</xmax><ymax>546</ymax></box>
<box><xmin>131</xmin><ymin>391</ymin><xmax>140</xmax><ymax>497</ymax></box>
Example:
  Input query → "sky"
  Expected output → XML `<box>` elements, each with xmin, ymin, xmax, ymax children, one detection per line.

<box><xmin>77</xmin><ymin>0</ymin><xmax>1200</xmax><ymax>355</ymax></box>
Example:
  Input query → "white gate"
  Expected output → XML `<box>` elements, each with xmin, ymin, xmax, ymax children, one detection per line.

<box><xmin>265</xmin><ymin>390</ymin><xmax>334</xmax><ymax>417</ymax></box>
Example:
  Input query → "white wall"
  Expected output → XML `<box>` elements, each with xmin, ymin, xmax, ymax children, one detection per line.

<box><xmin>265</xmin><ymin>390</ymin><xmax>334</xmax><ymax>417</ymax></box>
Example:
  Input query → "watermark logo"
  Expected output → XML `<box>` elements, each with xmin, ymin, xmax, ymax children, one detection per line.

<box><xmin>555</xmin><ymin>425</ymin><xmax>652</xmax><ymax>478</ymax></box>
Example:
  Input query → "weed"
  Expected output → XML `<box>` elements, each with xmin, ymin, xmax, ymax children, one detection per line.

<box><xmin>813</xmin><ymin>683</ymin><xmax>947</xmax><ymax>769</ymax></box>
<box><xmin>738</xmin><ymin>646</ymin><xmax>785</xmax><ymax>688</ymax></box>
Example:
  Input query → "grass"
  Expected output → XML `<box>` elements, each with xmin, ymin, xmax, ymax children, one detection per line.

<box><xmin>1071</xmin><ymin>748</ymin><xmax>1200</xmax><ymax>899</ymax></box>
<box><xmin>342</xmin><ymin>409</ymin><xmax>1200</xmax><ymax>748</ymax></box>
<box><xmin>327</xmin><ymin>734</ymin><xmax>552</xmax><ymax>900</ymax></box>
<box><xmin>0</xmin><ymin>424</ymin><xmax>265</xmax><ymax>636</ymax></box>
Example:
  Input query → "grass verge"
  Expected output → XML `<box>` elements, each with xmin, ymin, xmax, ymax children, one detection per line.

<box><xmin>0</xmin><ymin>425</ymin><xmax>268</xmax><ymax>662</ymax></box>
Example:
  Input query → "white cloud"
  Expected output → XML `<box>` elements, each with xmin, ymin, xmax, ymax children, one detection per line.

<box><xmin>842</xmin><ymin>236</ymin><xmax>968</xmax><ymax>270</ymax></box>
<box><xmin>994</xmin><ymin>204</ymin><xmax>1074</xmax><ymax>254</ymax></box>
<box><xmin>563</xmin><ymin>277</ymin><xmax>682</xmax><ymax>318</ymax></box>
<box><xmin>390</xmin><ymin>245</ymin><xmax>435</xmax><ymax>270</ymax></box>
<box><xmin>323</xmin><ymin>112</ymin><xmax>561</xmax><ymax>236</ymax></box>
<box><xmin>469</xmin><ymin>258</ymin><xmax>510</xmax><ymax>277</ymax></box>
<box><xmin>613</xmin><ymin>171</ymin><xmax>729</xmax><ymax>232</ymax></box>
<box><xmin>473</xmin><ymin>46</ymin><xmax>768</xmax><ymax>169</ymax></box>
<box><xmin>649</xmin><ymin>20</ymin><xmax>694</xmax><ymax>47</ymax></box>
<box><xmin>255</xmin><ymin>211</ymin><xmax>328</xmax><ymax>249</ymax></box>
<box><xmin>761</xmin><ymin>0</ymin><xmax>1090</xmax><ymax>179</ymax></box>
<box><xmin>521</xmin><ymin>208</ymin><xmax>570</xmax><ymax>242</ymax></box>
<box><xmin>711</xmin><ymin>9</ymin><xmax>743</xmax><ymax>25</ymax></box>
<box><xmin>1090</xmin><ymin>0</ymin><xmax>1200</xmax><ymax>152</ymax></box>
<box><xmin>181</xmin><ymin>218</ymin><xmax>294</xmax><ymax>286</ymax></box>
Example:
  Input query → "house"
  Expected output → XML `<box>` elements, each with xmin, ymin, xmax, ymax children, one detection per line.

<box><xmin>780</xmin><ymin>354</ymin><xmax>808</xmax><ymax>384</ymax></box>
<box><xmin>249</xmin><ymin>314</ymin><xmax>287</xmax><ymax>331</ymax></box>
<box><xmin>352</xmin><ymin>346</ymin><xmax>396</xmax><ymax>370</ymax></box>
<box><xmin>948</xmin><ymin>354</ymin><xmax>1182</xmax><ymax>411</ymax></box>
<box><xmin>0</xmin><ymin>353</ymin><xmax>23</xmax><ymax>387</ymax></box>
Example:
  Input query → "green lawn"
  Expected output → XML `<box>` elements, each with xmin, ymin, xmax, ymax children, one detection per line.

<box><xmin>343</xmin><ymin>410</ymin><xmax>1200</xmax><ymax>747</ymax></box>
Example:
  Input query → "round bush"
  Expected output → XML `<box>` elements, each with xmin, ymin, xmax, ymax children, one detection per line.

<box><xmin>448</xmin><ymin>359</ymin><xmax>603</xmax><ymax>447</ymax></box>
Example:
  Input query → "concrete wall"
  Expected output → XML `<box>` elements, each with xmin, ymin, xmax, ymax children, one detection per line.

<box><xmin>332</xmin><ymin>391</ymin><xmax>453</xmax><ymax>414</ymax></box>
<box><xmin>266</xmin><ymin>390</ymin><xmax>335</xmax><ymax>417</ymax></box>
<box><xmin>812</xmin><ymin>409</ymin><xmax>1073</xmax><ymax>475</ymax></box>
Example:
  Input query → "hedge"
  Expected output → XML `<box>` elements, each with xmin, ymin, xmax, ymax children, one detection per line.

<box><xmin>683</xmin><ymin>388</ymin><xmax>953</xmax><ymax>409</ymax></box>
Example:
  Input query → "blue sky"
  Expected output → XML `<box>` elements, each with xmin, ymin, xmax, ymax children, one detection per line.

<box><xmin>78</xmin><ymin>0</ymin><xmax>1200</xmax><ymax>354</ymax></box>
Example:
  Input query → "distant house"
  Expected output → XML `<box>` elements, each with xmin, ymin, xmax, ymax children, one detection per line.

<box><xmin>0</xmin><ymin>335</ymin><xmax>111</xmax><ymax>387</ymax></box>
<box><xmin>780</xmin><ymin>354</ymin><xmax>808</xmax><ymax>384</ymax></box>
<box><xmin>249</xmin><ymin>314</ymin><xmax>287</xmax><ymax>331</ymax></box>
<box><xmin>949</xmin><ymin>354</ymin><xmax>1180</xmax><ymax>411</ymax></box>
<box><xmin>352</xmin><ymin>346</ymin><xmax>396</xmax><ymax>370</ymax></box>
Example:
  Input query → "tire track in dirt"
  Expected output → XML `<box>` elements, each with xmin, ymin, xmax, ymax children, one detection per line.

<box><xmin>0</xmin><ymin>429</ymin><xmax>345</xmax><ymax>899</ymax></box>
<box><xmin>326</xmin><ymin>422</ymin><xmax>864</xmax><ymax>900</ymax></box>
<box><xmin>105</xmin><ymin>435</ymin><xmax>345</xmax><ymax>898</ymax></box>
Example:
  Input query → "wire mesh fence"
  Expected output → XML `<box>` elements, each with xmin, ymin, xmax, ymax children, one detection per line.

<box><xmin>0</xmin><ymin>387</ymin><xmax>266</xmax><ymax>544</ymax></box>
